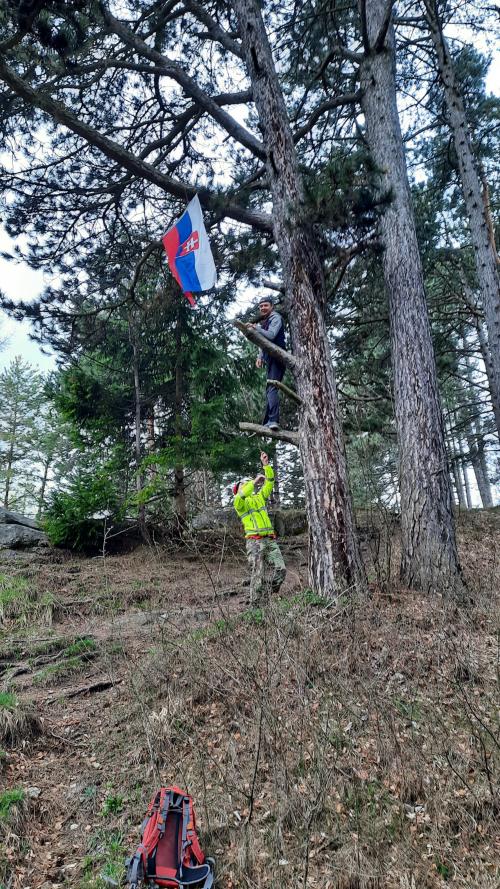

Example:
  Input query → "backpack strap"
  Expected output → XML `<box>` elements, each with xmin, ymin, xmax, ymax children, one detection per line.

<box><xmin>157</xmin><ymin>787</ymin><xmax>172</xmax><ymax>838</ymax></box>
<box><xmin>179</xmin><ymin>796</ymin><xmax>191</xmax><ymax>872</ymax></box>
<box><xmin>127</xmin><ymin>844</ymin><xmax>146</xmax><ymax>887</ymax></box>
<box><xmin>184</xmin><ymin>797</ymin><xmax>205</xmax><ymax>866</ymax></box>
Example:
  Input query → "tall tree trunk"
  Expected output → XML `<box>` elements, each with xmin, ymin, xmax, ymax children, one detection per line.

<box><xmin>129</xmin><ymin>320</ymin><xmax>149</xmax><ymax>544</ymax></box>
<box><xmin>476</xmin><ymin>318</ymin><xmax>500</xmax><ymax>433</ymax></box>
<box><xmin>174</xmin><ymin>312</ymin><xmax>187</xmax><ymax>528</ymax></box>
<box><xmin>424</xmin><ymin>0</ymin><xmax>500</xmax><ymax>438</ymax></box>
<box><xmin>234</xmin><ymin>0</ymin><xmax>366</xmax><ymax>597</ymax></box>
<box><xmin>37</xmin><ymin>456</ymin><xmax>51</xmax><ymax>519</ymax></box>
<box><xmin>359</xmin><ymin>0</ymin><xmax>463</xmax><ymax>594</ymax></box>
<box><xmin>451</xmin><ymin>460</ymin><xmax>466</xmax><ymax>509</ymax></box>
<box><xmin>469</xmin><ymin>444</ymin><xmax>492</xmax><ymax>508</ymax></box>
<box><xmin>453</xmin><ymin>423</ymin><xmax>472</xmax><ymax>509</ymax></box>
<box><xmin>461</xmin><ymin>336</ymin><xmax>493</xmax><ymax>507</ymax></box>
<box><xmin>477</xmin><ymin>442</ymin><xmax>493</xmax><ymax>507</ymax></box>
<box><xmin>461</xmin><ymin>455</ymin><xmax>473</xmax><ymax>510</ymax></box>
<box><xmin>145</xmin><ymin>404</ymin><xmax>158</xmax><ymax>487</ymax></box>
<box><xmin>3</xmin><ymin>402</ymin><xmax>18</xmax><ymax>509</ymax></box>
<box><xmin>446</xmin><ymin>419</ymin><xmax>466</xmax><ymax>508</ymax></box>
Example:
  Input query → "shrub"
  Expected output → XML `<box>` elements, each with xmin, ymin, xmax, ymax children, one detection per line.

<box><xmin>44</xmin><ymin>470</ymin><xmax>120</xmax><ymax>551</ymax></box>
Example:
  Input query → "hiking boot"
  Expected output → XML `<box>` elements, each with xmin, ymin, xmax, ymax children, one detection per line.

<box><xmin>266</xmin><ymin>421</ymin><xmax>280</xmax><ymax>431</ymax></box>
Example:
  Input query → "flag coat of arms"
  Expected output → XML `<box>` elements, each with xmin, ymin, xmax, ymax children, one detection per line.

<box><xmin>162</xmin><ymin>195</ymin><xmax>217</xmax><ymax>305</ymax></box>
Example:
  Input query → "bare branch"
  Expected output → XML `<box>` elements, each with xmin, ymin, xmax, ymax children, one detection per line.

<box><xmin>239</xmin><ymin>422</ymin><xmax>299</xmax><ymax>446</ymax></box>
<box><xmin>293</xmin><ymin>91</ymin><xmax>361</xmax><ymax>143</ymax></box>
<box><xmin>267</xmin><ymin>379</ymin><xmax>302</xmax><ymax>405</ymax></box>
<box><xmin>232</xmin><ymin>320</ymin><xmax>297</xmax><ymax>368</ymax></box>
<box><xmin>100</xmin><ymin>3</ymin><xmax>265</xmax><ymax>160</ymax></box>
<box><xmin>261</xmin><ymin>279</ymin><xmax>285</xmax><ymax>293</ymax></box>
<box><xmin>182</xmin><ymin>0</ymin><xmax>244</xmax><ymax>59</ymax></box>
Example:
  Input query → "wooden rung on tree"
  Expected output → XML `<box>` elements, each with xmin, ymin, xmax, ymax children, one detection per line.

<box><xmin>267</xmin><ymin>379</ymin><xmax>302</xmax><ymax>405</ymax></box>
<box><xmin>238</xmin><ymin>422</ymin><xmax>299</xmax><ymax>447</ymax></box>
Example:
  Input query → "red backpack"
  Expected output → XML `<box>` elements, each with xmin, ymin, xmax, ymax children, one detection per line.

<box><xmin>126</xmin><ymin>786</ymin><xmax>214</xmax><ymax>888</ymax></box>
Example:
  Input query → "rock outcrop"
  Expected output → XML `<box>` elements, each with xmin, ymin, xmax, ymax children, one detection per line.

<box><xmin>0</xmin><ymin>508</ymin><xmax>49</xmax><ymax>548</ymax></box>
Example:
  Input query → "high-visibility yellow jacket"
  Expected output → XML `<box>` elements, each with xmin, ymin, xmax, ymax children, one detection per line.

<box><xmin>233</xmin><ymin>464</ymin><xmax>275</xmax><ymax>538</ymax></box>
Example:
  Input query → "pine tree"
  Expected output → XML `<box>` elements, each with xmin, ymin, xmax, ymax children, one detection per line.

<box><xmin>0</xmin><ymin>357</ymin><xmax>45</xmax><ymax>510</ymax></box>
<box><xmin>357</xmin><ymin>0</ymin><xmax>464</xmax><ymax>594</ymax></box>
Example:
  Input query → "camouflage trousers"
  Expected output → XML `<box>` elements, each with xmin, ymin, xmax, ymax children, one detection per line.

<box><xmin>245</xmin><ymin>537</ymin><xmax>286</xmax><ymax>605</ymax></box>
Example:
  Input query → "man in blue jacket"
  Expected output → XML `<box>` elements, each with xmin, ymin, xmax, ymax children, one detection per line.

<box><xmin>251</xmin><ymin>296</ymin><xmax>286</xmax><ymax>430</ymax></box>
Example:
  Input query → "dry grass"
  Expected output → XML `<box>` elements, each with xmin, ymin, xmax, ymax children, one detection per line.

<box><xmin>1</xmin><ymin>511</ymin><xmax>499</xmax><ymax>889</ymax></box>
<box><xmin>0</xmin><ymin>788</ymin><xmax>29</xmax><ymax>885</ymax></box>
<box><xmin>0</xmin><ymin>692</ymin><xmax>41</xmax><ymax>747</ymax></box>
<box><xmin>0</xmin><ymin>572</ymin><xmax>53</xmax><ymax>627</ymax></box>
<box><xmin>121</xmin><ymin>586</ymin><xmax>499</xmax><ymax>889</ymax></box>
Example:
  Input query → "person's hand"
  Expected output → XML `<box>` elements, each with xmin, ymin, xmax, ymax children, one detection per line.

<box><xmin>256</xmin><ymin>357</ymin><xmax>263</xmax><ymax>369</ymax></box>
<box><xmin>246</xmin><ymin>322</ymin><xmax>256</xmax><ymax>329</ymax></box>
<box><xmin>254</xmin><ymin>473</ymin><xmax>265</xmax><ymax>486</ymax></box>
<box><xmin>260</xmin><ymin>451</ymin><xmax>269</xmax><ymax>466</ymax></box>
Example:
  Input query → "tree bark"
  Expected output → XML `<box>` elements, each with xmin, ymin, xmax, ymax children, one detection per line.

<box><xmin>359</xmin><ymin>0</ymin><xmax>463</xmax><ymax>594</ymax></box>
<box><xmin>446</xmin><ymin>419</ymin><xmax>466</xmax><ymax>508</ymax></box>
<box><xmin>37</xmin><ymin>456</ymin><xmax>51</xmax><ymax>519</ymax></box>
<box><xmin>424</xmin><ymin>1</ymin><xmax>500</xmax><ymax>439</ymax></box>
<box><xmin>475</xmin><ymin>318</ymin><xmax>500</xmax><ymax>433</ymax></box>
<box><xmin>469</xmin><ymin>444</ymin><xmax>492</xmax><ymax>508</ymax></box>
<box><xmin>460</xmin><ymin>453</ymin><xmax>473</xmax><ymax>510</ymax></box>
<box><xmin>461</xmin><ymin>342</ymin><xmax>493</xmax><ymax>508</ymax></box>
<box><xmin>234</xmin><ymin>0</ymin><xmax>366</xmax><ymax>596</ymax></box>
<box><xmin>451</xmin><ymin>459</ymin><xmax>466</xmax><ymax>509</ymax></box>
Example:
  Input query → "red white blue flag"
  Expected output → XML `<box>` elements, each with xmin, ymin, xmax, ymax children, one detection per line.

<box><xmin>162</xmin><ymin>195</ymin><xmax>217</xmax><ymax>306</ymax></box>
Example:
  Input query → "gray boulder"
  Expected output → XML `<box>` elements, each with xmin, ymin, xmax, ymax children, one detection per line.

<box><xmin>191</xmin><ymin>507</ymin><xmax>238</xmax><ymax>531</ymax></box>
<box><xmin>0</xmin><ymin>524</ymin><xmax>49</xmax><ymax>549</ymax></box>
<box><xmin>0</xmin><ymin>507</ymin><xmax>40</xmax><ymax>530</ymax></box>
<box><xmin>191</xmin><ymin>506</ymin><xmax>307</xmax><ymax>537</ymax></box>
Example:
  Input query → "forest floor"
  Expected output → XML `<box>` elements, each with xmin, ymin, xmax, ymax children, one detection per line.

<box><xmin>0</xmin><ymin>510</ymin><xmax>499</xmax><ymax>889</ymax></box>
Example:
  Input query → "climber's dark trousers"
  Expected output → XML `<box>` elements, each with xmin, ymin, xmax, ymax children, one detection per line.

<box><xmin>263</xmin><ymin>358</ymin><xmax>285</xmax><ymax>426</ymax></box>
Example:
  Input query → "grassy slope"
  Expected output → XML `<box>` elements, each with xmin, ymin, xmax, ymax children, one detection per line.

<box><xmin>0</xmin><ymin>509</ymin><xmax>498</xmax><ymax>889</ymax></box>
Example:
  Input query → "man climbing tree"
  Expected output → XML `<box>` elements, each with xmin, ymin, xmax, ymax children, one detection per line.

<box><xmin>233</xmin><ymin>450</ymin><xmax>286</xmax><ymax>605</ymax></box>
<box><xmin>251</xmin><ymin>296</ymin><xmax>286</xmax><ymax>431</ymax></box>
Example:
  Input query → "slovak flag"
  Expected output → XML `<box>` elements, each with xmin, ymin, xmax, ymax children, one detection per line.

<box><xmin>162</xmin><ymin>195</ymin><xmax>217</xmax><ymax>306</ymax></box>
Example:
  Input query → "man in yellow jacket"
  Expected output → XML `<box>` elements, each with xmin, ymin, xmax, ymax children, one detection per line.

<box><xmin>233</xmin><ymin>451</ymin><xmax>286</xmax><ymax>605</ymax></box>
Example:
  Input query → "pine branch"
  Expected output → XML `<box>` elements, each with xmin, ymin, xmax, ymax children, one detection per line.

<box><xmin>0</xmin><ymin>57</ymin><xmax>272</xmax><ymax>234</ymax></box>
<box><xmin>100</xmin><ymin>3</ymin><xmax>265</xmax><ymax>160</ymax></box>
<box><xmin>232</xmin><ymin>320</ymin><xmax>297</xmax><ymax>368</ymax></box>
<box><xmin>182</xmin><ymin>0</ymin><xmax>244</xmax><ymax>59</ymax></box>
<box><xmin>293</xmin><ymin>91</ymin><xmax>362</xmax><ymax>143</ymax></box>
<box><xmin>359</xmin><ymin>0</ymin><xmax>371</xmax><ymax>54</ymax></box>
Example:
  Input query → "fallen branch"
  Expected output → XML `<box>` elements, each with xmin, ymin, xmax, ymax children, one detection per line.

<box><xmin>267</xmin><ymin>378</ymin><xmax>302</xmax><ymax>405</ymax></box>
<box><xmin>47</xmin><ymin>679</ymin><xmax>122</xmax><ymax>700</ymax></box>
<box><xmin>239</xmin><ymin>422</ymin><xmax>299</xmax><ymax>446</ymax></box>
